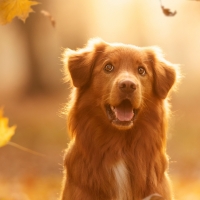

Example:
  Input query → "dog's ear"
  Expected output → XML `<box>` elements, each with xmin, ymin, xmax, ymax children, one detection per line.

<box><xmin>62</xmin><ymin>38</ymin><xmax>106</xmax><ymax>88</ymax></box>
<box><xmin>145</xmin><ymin>47</ymin><xmax>180</xmax><ymax>99</ymax></box>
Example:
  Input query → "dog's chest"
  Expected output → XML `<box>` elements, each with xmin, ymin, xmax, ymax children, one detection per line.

<box><xmin>112</xmin><ymin>159</ymin><xmax>131</xmax><ymax>200</ymax></box>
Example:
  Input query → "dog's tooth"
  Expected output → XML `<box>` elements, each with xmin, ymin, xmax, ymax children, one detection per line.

<box><xmin>111</xmin><ymin>106</ymin><xmax>115</xmax><ymax>111</ymax></box>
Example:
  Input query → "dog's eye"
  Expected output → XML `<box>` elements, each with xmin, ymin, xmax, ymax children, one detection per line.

<box><xmin>104</xmin><ymin>64</ymin><xmax>114</xmax><ymax>73</ymax></box>
<box><xmin>138</xmin><ymin>67</ymin><xmax>146</xmax><ymax>76</ymax></box>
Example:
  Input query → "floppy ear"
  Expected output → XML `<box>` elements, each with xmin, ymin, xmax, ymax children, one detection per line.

<box><xmin>145</xmin><ymin>47</ymin><xmax>179</xmax><ymax>99</ymax></box>
<box><xmin>62</xmin><ymin>38</ymin><xmax>106</xmax><ymax>88</ymax></box>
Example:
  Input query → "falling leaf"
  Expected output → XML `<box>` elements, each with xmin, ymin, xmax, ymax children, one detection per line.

<box><xmin>0</xmin><ymin>108</ymin><xmax>16</xmax><ymax>147</ymax></box>
<box><xmin>0</xmin><ymin>0</ymin><xmax>39</xmax><ymax>25</ymax></box>
<box><xmin>159</xmin><ymin>0</ymin><xmax>177</xmax><ymax>17</ymax></box>
<box><xmin>161</xmin><ymin>5</ymin><xmax>177</xmax><ymax>16</ymax></box>
<box><xmin>41</xmin><ymin>10</ymin><xmax>56</xmax><ymax>28</ymax></box>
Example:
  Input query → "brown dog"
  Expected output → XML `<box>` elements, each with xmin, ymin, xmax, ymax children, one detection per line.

<box><xmin>60</xmin><ymin>38</ymin><xmax>179</xmax><ymax>200</ymax></box>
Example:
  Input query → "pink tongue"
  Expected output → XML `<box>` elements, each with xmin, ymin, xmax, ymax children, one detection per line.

<box><xmin>114</xmin><ymin>101</ymin><xmax>134</xmax><ymax>122</ymax></box>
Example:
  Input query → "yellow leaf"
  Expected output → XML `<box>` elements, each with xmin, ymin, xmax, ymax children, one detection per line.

<box><xmin>0</xmin><ymin>0</ymin><xmax>39</xmax><ymax>25</ymax></box>
<box><xmin>0</xmin><ymin>108</ymin><xmax>16</xmax><ymax>147</ymax></box>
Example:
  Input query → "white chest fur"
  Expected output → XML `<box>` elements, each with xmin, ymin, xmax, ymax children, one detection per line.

<box><xmin>112</xmin><ymin>159</ymin><xmax>131</xmax><ymax>200</ymax></box>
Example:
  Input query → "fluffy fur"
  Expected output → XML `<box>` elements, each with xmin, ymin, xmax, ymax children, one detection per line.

<box><xmin>60</xmin><ymin>38</ymin><xmax>180</xmax><ymax>200</ymax></box>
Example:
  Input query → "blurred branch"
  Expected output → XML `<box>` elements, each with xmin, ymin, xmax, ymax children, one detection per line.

<box><xmin>41</xmin><ymin>10</ymin><xmax>56</xmax><ymax>28</ymax></box>
<box><xmin>8</xmin><ymin>141</ymin><xmax>48</xmax><ymax>159</ymax></box>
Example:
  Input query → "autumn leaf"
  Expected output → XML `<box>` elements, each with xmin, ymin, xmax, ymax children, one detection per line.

<box><xmin>0</xmin><ymin>0</ymin><xmax>39</xmax><ymax>25</ymax></box>
<box><xmin>0</xmin><ymin>108</ymin><xmax>16</xmax><ymax>147</ymax></box>
<box><xmin>161</xmin><ymin>5</ymin><xmax>177</xmax><ymax>17</ymax></box>
<box><xmin>159</xmin><ymin>0</ymin><xmax>177</xmax><ymax>17</ymax></box>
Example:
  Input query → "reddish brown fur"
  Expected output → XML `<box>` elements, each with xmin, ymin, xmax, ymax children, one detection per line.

<box><xmin>60</xmin><ymin>38</ymin><xmax>180</xmax><ymax>200</ymax></box>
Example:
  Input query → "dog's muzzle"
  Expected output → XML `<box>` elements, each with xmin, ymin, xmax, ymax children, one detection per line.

<box><xmin>105</xmin><ymin>99</ymin><xmax>138</xmax><ymax>129</ymax></box>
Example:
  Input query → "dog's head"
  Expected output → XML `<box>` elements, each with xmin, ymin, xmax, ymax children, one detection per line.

<box><xmin>63</xmin><ymin>38</ymin><xmax>179</xmax><ymax>130</ymax></box>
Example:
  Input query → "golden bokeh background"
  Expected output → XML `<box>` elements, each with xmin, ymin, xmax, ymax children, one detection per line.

<box><xmin>0</xmin><ymin>0</ymin><xmax>200</xmax><ymax>199</ymax></box>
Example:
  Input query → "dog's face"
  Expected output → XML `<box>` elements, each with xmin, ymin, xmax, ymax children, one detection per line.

<box><xmin>91</xmin><ymin>46</ymin><xmax>153</xmax><ymax>130</ymax></box>
<box><xmin>63</xmin><ymin>38</ymin><xmax>178</xmax><ymax>130</ymax></box>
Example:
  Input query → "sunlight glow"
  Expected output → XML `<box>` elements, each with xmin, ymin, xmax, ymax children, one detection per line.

<box><xmin>105</xmin><ymin>0</ymin><xmax>132</xmax><ymax>5</ymax></box>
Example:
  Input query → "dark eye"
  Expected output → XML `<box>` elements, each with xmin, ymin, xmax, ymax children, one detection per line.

<box><xmin>138</xmin><ymin>66</ymin><xmax>146</xmax><ymax>76</ymax></box>
<box><xmin>104</xmin><ymin>64</ymin><xmax>114</xmax><ymax>73</ymax></box>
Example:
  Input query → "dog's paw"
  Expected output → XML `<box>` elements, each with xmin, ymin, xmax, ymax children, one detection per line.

<box><xmin>143</xmin><ymin>193</ymin><xmax>165</xmax><ymax>200</ymax></box>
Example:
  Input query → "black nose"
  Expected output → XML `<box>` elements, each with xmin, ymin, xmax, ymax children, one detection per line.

<box><xmin>118</xmin><ymin>80</ymin><xmax>136</xmax><ymax>93</ymax></box>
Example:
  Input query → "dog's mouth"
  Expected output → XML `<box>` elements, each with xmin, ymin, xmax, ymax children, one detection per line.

<box><xmin>105</xmin><ymin>99</ymin><xmax>138</xmax><ymax>129</ymax></box>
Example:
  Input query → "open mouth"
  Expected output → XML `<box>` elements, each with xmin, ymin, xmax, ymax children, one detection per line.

<box><xmin>105</xmin><ymin>99</ymin><xmax>138</xmax><ymax>128</ymax></box>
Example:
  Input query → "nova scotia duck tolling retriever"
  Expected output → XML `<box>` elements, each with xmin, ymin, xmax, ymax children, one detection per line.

<box><xmin>60</xmin><ymin>38</ymin><xmax>180</xmax><ymax>200</ymax></box>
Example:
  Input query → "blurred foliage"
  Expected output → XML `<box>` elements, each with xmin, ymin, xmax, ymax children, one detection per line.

<box><xmin>0</xmin><ymin>176</ymin><xmax>61</xmax><ymax>200</ymax></box>
<box><xmin>0</xmin><ymin>0</ymin><xmax>199</xmax><ymax>27</ymax></box>
<box><xmin>0</xmin><ymin>108</ymin><xmax>16</xmax><ymax>147</ymax></box>
<box><xmin>0</xmin><ymin>0</ymin><xmax>39</xmax><ymax>25</ymax></box>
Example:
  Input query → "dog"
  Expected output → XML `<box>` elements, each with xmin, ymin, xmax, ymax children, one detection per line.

<box><xmin>60</xmin><ymin>38</ymin><xmax>180</xmax><ymax>200</ymax></box>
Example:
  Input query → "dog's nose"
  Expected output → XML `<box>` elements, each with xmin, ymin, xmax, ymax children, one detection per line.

<box><xmin>118</xmin><ymin>80</ymin><xmax>136</xmax><ymax>93</ymax></box>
